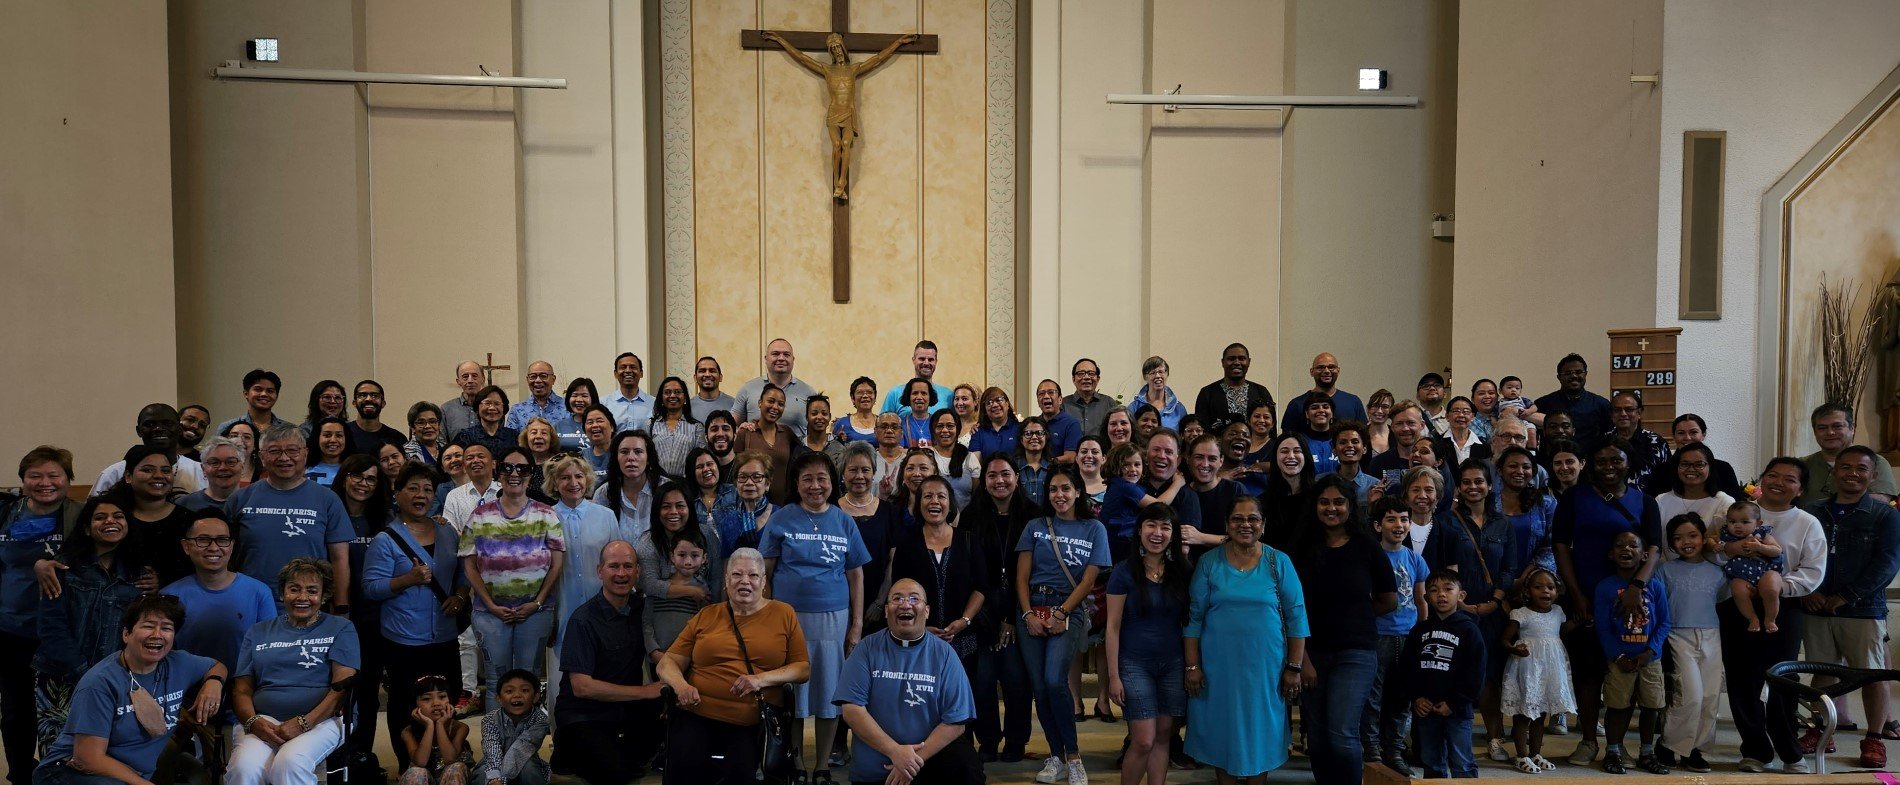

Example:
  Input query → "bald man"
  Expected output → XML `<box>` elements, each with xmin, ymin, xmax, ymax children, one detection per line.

<box><xmin>442</xmin><ymin>360</ymin><xmax>487</xmax><ymax>437</ymax></box>
<box><xmin>837</xmin><ymin>578</ymin><xmax>981</xmax><ymax>785</ymax></box>
<box><xmin>733</xmin><ymin>338</ymin><xmax>819</xmax><ymax>438</ymax></box>
<box><xmin>506</xmin><ymin>360</ymin><xmax>565</xmax><ymax>430</ymax></box>
<box><xmin>1282</xmin><ymin>352</ymin><xmax>1368</xmax><ymax>437</ymax></box>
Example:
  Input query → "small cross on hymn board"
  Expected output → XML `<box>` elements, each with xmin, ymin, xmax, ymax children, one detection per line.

<box><xmin>1637</xmin><ymin>338</ymin><xmax>1650</xmax><ymax>351</ymax></box>
<box><xmin>740</xmin><ymin>0</ymin><xmax>937</xmax><ymax>303</ymax></box>
<box><xmin>480</xmin><ymin>352</ymin><xmax>511</xmax><ymax>385</ymax></box>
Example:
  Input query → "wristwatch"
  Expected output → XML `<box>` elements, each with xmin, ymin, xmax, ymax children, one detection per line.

<box><xmin>1284</xmin><ymin>661</ymin><xmax>1304</xmax><ymax>673</ymax></box>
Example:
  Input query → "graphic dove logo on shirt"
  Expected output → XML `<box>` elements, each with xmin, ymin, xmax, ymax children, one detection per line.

<box><xmin>1061</xmin><ymin>541</ymin><xmax>1083</xmax><ymax>568</ymax></box>
<box><xmin>283</xmin><ymin>516</ymin><xmax>311</xmax><ymax>538</ymax></box>
<box><xmin>297</xmin><ymin>645</ymin><xmax>323</xmax><ymax>669</ymax></box>
<box><xmin>903</xmin><ymin>681</ymin><xmax>926</xmax><ymax>707</ymax></box>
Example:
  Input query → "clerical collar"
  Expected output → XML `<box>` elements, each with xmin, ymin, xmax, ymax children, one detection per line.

<box><xmin>891</xmin><ymin>629</ymin><xmax>926</xmax><ymax>647</ymax></box>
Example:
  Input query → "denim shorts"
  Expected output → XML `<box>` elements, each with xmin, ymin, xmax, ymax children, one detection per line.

<box><xmin>1117</xmin><ymin>655</ymin><xmax>1186</xmax><ymax>720</ymax></box>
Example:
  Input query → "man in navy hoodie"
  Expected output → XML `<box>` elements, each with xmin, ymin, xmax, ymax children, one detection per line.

<box><xmin>1391</xmin><ymin>569</ymin><xmax>1486</xmax><ymax>778</ymax></box>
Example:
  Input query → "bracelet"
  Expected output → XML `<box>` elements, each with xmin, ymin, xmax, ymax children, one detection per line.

<box><xmin>1020</xmin><ymin>611</ymin><xmax>1032</xmax><ymax>621</ymax></box>
<box><xmin>956</xmin><ymin>616</ymin><xmax>971</xmax><ymax>627</ymax></box>
<box><xmin>292</xmin><ymin>715</ymin><xmax>308</xmax><ymax>729</ymax></box>
<box><xmin>202</xmin><ymin>674</ymin><xmax>226</xmax><ymax>685</ymax></box>
<box><xmin>1284</xmin><ymin>662</ymin><xmax>1304</xmax><ymax>673</ymax></box>
<box><xmin>1051</xmin><ymin>607</ymin><xmax>1068</xmax><ymax>618</ymax></box>
<box><xmin>1184</xmin><ymin>664</ymin><xmax>1201</xmax><ymax>672</ymax></box>
<box><xmin>243</xmin><ymin>715</ymin><xmax>262</xmax><ymax>731</ymax></box>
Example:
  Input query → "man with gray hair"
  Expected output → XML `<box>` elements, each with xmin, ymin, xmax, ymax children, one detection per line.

<box><xmin>442</xmin><ymin>360</ymin><xmax>487</xmax><ymax>438</ymax></box>
<box><xmin>556</xmin><ymin>540</ymin><xmax>665</xmax><ymax>784</ymax></box>
<box><xmin>223</xmin><ymin>423</ymin><xmax>354</xmax><ymax>608</ymax></box>
<box><xmin>179</xmin><ymin>436</ymin><xmax>247</xmax><ymax>512</ymax></box>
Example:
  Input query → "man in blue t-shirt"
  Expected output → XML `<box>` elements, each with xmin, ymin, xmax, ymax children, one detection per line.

<box><xmin>879</xmin><ymin>342</ymin><xmax>953</xmax><ymax>416</ymax></box>
<box><xmin>163</xmin><ymin>511</ymin><xmax>278</xmax><ymax>671</ymax></box>
<box><xmin>836</xmin><ymin>579</ymin><xmax>981</xmax><ymax>785</ymax></box>
<box><xmin>1033</xmin><ymin>380</ymin><xmax>1082</xmax><ymax>465</ymax></box>
<box><xmin>224</xmin><ymin>424</ymin><xmax>354</xmax><ymax>607</ymax></box>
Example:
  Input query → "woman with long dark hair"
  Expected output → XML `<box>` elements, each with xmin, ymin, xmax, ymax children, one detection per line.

<box><xmin>333</xmin><ymin>453</ymin><xmax>393</xmax><ymax>755</ymax></box>
<box><xmin>649</xmin><ymin>376</ymin><xmax>705</xmax><ymax>478</ymax></box>
<box><xmin>962</xmin><ymin>452</ymin><xmax>1037</xmax><ymax>761</ymax></box>
<box><xmin>32</xmin><ymin>492</ymin><xmax>148</xmax><ymax>750</ymax></box>
<box><xmin>304</xmin><ymin>415</ymin><xmax>356</xmax><ymax>487</ymax></box>
<box><xmin>1255</xmin><ymin>432</ymin><xmax>1314</xmax><ymax>550</ymax></box>
<box><xmin>301</xmin><ymin>380</ymin><xmax>348</xmax><ymax>437</ymax></box>
<box><xmin>1013</xmin><ymin>468</ymin><xmax>1109</xmax><ymax>784</ymax></box>
<box><xmin>888</xmin><ymin>475</ymin><xmax>989</xmax><ymax>674</ymax></box>
<box><xmin>927</xmin><ymin>410</ymin><xmax>980</xmax><ymax>508</ymax></box>
<box><xmin>1499</xmin><ymin>445</ymin><xmax>1559</xmax><ymax>583</ymax></box>
<box><xmin>1106</xmin><ymin>504</ymin><xmax>1189</xmax><ymax>785</ymax></box>
<box><xmin>636</xmin><ymin>481</ymin><xmax>722</xmax><ymax>608</ymax></box>
<box><xmin>1287</xmin><ymin>475</ymin><xmax>1397</xmax><ymax>785</ymax></box>
<box><xmin>593</xmin><ymin>430</ymin><xmax>658</xmax><ymax>533</ymax></box>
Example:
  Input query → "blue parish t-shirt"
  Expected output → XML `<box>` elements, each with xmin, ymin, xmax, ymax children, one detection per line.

<box><xmin>1014</xmin><ymin>517</ymin><xmax>1112</xmax><ymax>591</ymax></box>
<box><xmin>236</xmin><ymin>614</ymin><xmax>361</xmax><ymax>720</ymax></box>
<box><xmin>225</xmin><ymin>480</ymin><xmax>353</xmax><ymax>595</ymax></box>
<box><xmin>39</xmin><ymin>650</ymin><xmax>217</xmax><ymax>779</ymax></box>
<box><xmin>835</xmin><ymin>630</ymin><xmax>975</xmax><ymax>783</ymax></box>
<box><xmin>759</xmin><ymin>505</ymin><xmax>872</xmax><ymax>613</ymax></box>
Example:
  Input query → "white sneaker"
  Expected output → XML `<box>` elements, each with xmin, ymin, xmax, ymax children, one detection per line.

<box><xmin>1066</xmin><ymin>759</ymin><xmax>1088</xmax><ymax>785</ymax></box>
<box><xmin>1782</xmin><ymin>758</ymin><xmax>1813</xmax><ymax>774</ymax></box>
<box><xmin>1489</xmin><ymin>738</ymin><xmax>1512</xmax><ymax>762</ymax></box>
<box><xmin>1737</xmin><ymin>757</ymin><xmax>1768</xmax><ymax>773</ymax></box>
<box><xmin>1035</xmin><ymin>756</ymin><xmax>1064</xmax><ymax>784</ymax></box>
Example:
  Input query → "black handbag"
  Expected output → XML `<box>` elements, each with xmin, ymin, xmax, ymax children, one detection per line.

<box><xmin>388</xmin><ymin>526</ymin><xmax>472</xmax><ymax>634</ymax></box>
<box><xmin>726</xmin><ymin>601</ymin><xmax>798</xmax><ymax>783</ymax></box>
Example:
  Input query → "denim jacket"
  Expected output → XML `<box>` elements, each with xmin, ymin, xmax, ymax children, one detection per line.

<box><xmin>1806</xmin><ymin>495</ymin><xmax>1900</xmax><ymax>619</ymax></box>
<box><xmin>33</xmin><ymin>556</ymin><xmax>140</xmax><ymax>681</ymax></box>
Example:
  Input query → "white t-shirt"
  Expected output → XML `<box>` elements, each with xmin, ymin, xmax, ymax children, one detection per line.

<box><xmin>92</xmin><ymin>455</ymin><xmax>204</xmax><ymax>496</ymax></box>
<box><xmin>1655</xmin><ymin>491</ymin><xmax>1736</xmax><ymax>560</ymax></box>
<box><xmin>1760</xmin><ymin>505</ymin><xmax>1827</xmax><ymax>597</ymax></box>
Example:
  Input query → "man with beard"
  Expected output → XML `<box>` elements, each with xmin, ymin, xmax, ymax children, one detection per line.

<box><xmin>1416</xmin><ymin>372</ymin><xmax>1451</xmax><ymax>438</ymax></box>
<box><xmin>1301</xmin><ymin>397</ymin><xmax>1339</xmax><ymax>475</ymax></box>
<box><xmin>1282</xmin><ymin>353</ymin><xmax>1368</xmax><ymax>437</ymax></box>
<box><xmin>179</xmin><ymin>436</ymin><xmax>247</xmax><ymax>512</ymax></box>
<box><xmin>178</xmin><ymin>405</ymin><xmax>212</xmax><ymax>461</ymax></box>
<box><xmin>704</xmin><ymin>410</ymin><xmax>740</xmax><ymax>482</ymax></box>
<box><xmin>607</xmin><ymin>353</ymin><xmax>655</xmax><ymax>433</ymax></box>
<box><xmin>837</xmin><ymin>578</ymin><xmax>981</xmax><ymax>785</ymax></box>
<box><xmin>443</xmin><ymin>360</ymin><xmax>487</xmax><ymax>437</ymax></box>
<box><xmin>1533</xmin><ymin>354</ymin><xmax>1613</xmax><ymax>442</ymax></box>
<box><xmin>879</xmin><ymin>341</ymin><xmax>952</xmax><ymax>415</ymax></box>
<box><xmin>1193</xmin><ymin>343</ymin><xmax>1274</xmax><ymax>436</ymax></box>
<box><xmin>93</xmin><ymin>403</ymin><xmax>206</xmax><ymax>494</ymax></box>
<box><xmin>690</xmin><ymin>356</ymin><xmax>736</xmax><ymax>421</ymax></box>
<box><xmin>506</xmin><ymin>361</ymin><xmax>567</xmax><ymax>431</ymax></box>
<box><xmin>347</xmin><ymin>379</ymin><xmax>408</xmax><ymax>452</ymax></box>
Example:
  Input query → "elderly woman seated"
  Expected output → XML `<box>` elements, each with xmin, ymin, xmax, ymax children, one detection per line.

<box><xmin>227</xmin><ymin>558</ymin><xmax>361</xmax><ymax>785</ymax></box>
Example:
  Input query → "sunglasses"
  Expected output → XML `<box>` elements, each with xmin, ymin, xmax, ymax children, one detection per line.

<box><xmin>496</xmin><ymin>463</ymin><xmax>533</xmax><ymax>476</ymax></box>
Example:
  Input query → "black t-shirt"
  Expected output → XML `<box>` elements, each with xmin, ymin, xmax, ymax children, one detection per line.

<box><xmin>348</xmin><ymin>421</ymin><xmax>408</xmax><ymax>454</ymax></box>
<box><xmin>1293</xmin><ymin>535</ymin><xmax>1397</xmax><ymax>654</ymax></box>
<box><xmin>1188</xmin><ymin>480</ymin><xmax>1239</xmax><ymax>563</ymax></box>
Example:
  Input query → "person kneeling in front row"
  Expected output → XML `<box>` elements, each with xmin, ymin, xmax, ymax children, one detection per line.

<box><xmin>836</xmin><ymin>578</ymin><xmax>982</xmax><ymax>785</ymax></box>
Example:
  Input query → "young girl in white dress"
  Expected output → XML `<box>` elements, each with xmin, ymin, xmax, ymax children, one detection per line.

<box><xmin>1501</xmin><ymin>566</ymin><xmax>1578</xmax><ymax>773</ymax></box>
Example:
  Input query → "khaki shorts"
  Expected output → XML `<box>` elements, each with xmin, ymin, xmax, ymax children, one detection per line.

<box><xmin>1603</xmin><ymin>657</ymin><xmax>1665</xmax><ymax>710</ymax></box>
<box><xmin>1804</xmin><ymin>615</ymin><xmax>1888</xmax><ymax>670</ymax></box>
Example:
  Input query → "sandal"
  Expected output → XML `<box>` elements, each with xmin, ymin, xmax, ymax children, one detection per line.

<box><xmin>1883</xmin><ymin>720</ymin><xmax>1900</xmax><ymax>740</ymax></box>
<box><xmin>1530</xmin><ymin>755</ymin><xmax>1556</xmax><ymax>771</ymax></box>
<box><xmin>1635</xmin><ymin>753</ymin><xmax>1670</xmax><ymax>775</ymax></box>
<box><xmin>1516</xmin><ymin>757</ymin><xmax>1542</xmax><ymax>774</ymax></box>
<box><xmin>1601</xmin><ymin>750</ymin><xmax>1626</xmax><ymax>774</ymax></box>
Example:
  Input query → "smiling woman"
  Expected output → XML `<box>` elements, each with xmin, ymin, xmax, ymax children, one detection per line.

<box><xmin>227</xmin><ymin>558</ymin><xmax>362</xmax><ymax>785</ymax></box>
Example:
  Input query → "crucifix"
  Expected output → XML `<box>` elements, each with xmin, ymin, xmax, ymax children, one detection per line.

<box><xmin>479</xmin><ymin>352</ymin><xmax>511</xmax><ymax>385</ymax></box>
<box><xmin>740</xmin><ymin>0</ymin><xmax>938</xmax><ymax>302</ymax></box>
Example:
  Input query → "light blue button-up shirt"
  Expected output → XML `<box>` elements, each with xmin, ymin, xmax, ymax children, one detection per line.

<box><xmin>606</xmin><ymin>390</ymin><xmax>654</xmax><ymax>433</ymax></box>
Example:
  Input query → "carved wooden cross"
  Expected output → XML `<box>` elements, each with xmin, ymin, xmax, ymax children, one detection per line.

<box><xmin>480</xmin><ymin>352</ymin><xmax>511</xmax><ymax>385</ymax></box>
<box><xmin>740</xmin><ymin>0</ymin><xmax>937</xmax><ymax>303</ymax></box>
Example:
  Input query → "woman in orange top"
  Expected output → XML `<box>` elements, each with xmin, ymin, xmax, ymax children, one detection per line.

<box><xmin>656</xmin><ymin>547</ymin><xmax>810</xmax><ymax>784</ymax></box>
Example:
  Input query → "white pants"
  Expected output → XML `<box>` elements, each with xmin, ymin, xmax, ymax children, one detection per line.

<box><xmin>1662</xmin><ymin>628</ymin><xmax>1723</xmax><ymax>757</ymax></box>
<box><xmin>458</xmin><ymin>626</ymin><xmax>480</xmax><ymax>695</ymax></box>
<box><xmin>225</xmin><ymin>715</ymin><xmax>345</xmax><ymax>785</ymax></box>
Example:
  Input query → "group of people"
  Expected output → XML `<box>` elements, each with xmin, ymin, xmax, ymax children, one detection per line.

<box><xmin>3</xmin><ymin>339</ymin><xmax>1896</xmax><ymax>785</ymax></box>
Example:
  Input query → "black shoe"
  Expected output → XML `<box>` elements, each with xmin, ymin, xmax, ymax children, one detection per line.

<box><xmin>1601</xmin><ymin>750</ymin><xmax>1626</xmax><ymax>774</ymax></box>
<box><xmin>1001</xmin><ymin>746</ymin><xmax>1027</xmax><ymax>763</ymax></box>
<box><xmin>1635</xmin><ymin>753</ymin><xmax>1670</xmax><ymax>775</ymax></box>
<box><xmin>812</xmin><ymin>769</ymin><xmax>835</xmax><ymax>785</ymax></box>
<box><xmin>1382</xmin><ymin>755</ymin><xmax>1415</xmax><ymax>778</ymax></box>
<box><xmin>829</xmin><ymin>748</ymin><xmax>849</xmax><ymax>768</ymax></box>
<box><xmin>1683</xmin><ymin>750</ymin><xmax>1711</xmax><ymax>773</ymax></box>
<box><xmin>1654</xmin><ymin>747</ymin><xmax>1676</xmax><ymax>767</ymax></box>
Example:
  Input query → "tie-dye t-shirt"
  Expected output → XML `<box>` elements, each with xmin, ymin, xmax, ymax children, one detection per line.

<box><xmin>459</xmin><ymin>498</ymin><xmax>567</xmax><ymax>608</ymax></box>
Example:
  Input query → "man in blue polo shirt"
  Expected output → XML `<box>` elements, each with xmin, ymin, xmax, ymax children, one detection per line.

<box><xmin>1034</xmin><ymin>380</ymin><xmax>1082</xmax><ymax>466</ymax></box>
<box><xmin>837</xmin><ymin>578</ymin><xmax>980</xmax><ymax>785</ymax></box>
<box><xmin>879</xmin><ymin>341</ymin><xmax>952</xmax><ymax>415</ymax></box>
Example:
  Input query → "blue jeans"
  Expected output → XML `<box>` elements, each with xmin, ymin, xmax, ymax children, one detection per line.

<box><xmin>473</xmin><ymin>605</ymin><xmax>555</xmax><ymax>709</ymax></box>
<box><xmin>1305</xmin><ymin>647</ymin><xmax>1378</xmax><ymax>785</ymax></box>
<box><xmin>1019</xmin><ymin>592</ymin><xmax>1088</xmax><ymax>757</ymax></box>
<box><xmin>1416</xmin><ymin>705</ymin><xmax>1477</xmax><ymax>778</ymax></box>
<box><xmin>974</xmin><ymin>635</ymin><xmax>1033</xmax><ymax>753</ymax></box>
<box><xmin>1363</xmin><ymin>634</ymin><xmax>1411</xmax><ymax>758</ymax></box>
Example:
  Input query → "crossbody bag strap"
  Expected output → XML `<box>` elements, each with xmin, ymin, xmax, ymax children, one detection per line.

<box><xmin>725</xmin><ymin>601</ymin><xmax>757</xmax><ymax>676</ymax></box>
<box><xmin>388</xmin><ymin>528</ymin><xmax>451</xmax><ymax>601</ymax></box>
<box><xmin>1042</xmin><ymin>518</ymin><xmax>1081</xmax><ymax>593</ymax></box>
<box><xmin>1453</xmin><ymin>507</ymin><xmax>1495</xmax><ymax>589</ymax></box>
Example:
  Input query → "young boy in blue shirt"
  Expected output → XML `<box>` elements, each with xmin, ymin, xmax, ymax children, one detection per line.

<box><xmin>1594</xmin><ymin>530</ymin><xmax>1671</xmax><ymax>774</ymax></box>
<box><xmin>1364</xmin><ymin>497</ymin><xmax>1429</xmax><ymax>776</ymax></box>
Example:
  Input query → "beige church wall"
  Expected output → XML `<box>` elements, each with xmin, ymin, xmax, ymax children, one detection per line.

<box><xmin>517</xmin><ymin>2</ymin><xmax>653</xmax><ymax>391</ymax></box>
<box><xmin>171</xmin><ymin>0</ymin><xmax>523</xmax><ymax>422</ymax></box>
<box><xmin>1</xmin><ymin>1</ymin><xmax>176</xmax><ymax>479</ymax></box>
<box><xmin>670</xmin><ymin>0</ymin><xmax>1001</xmax><ymax>400</ymax></box>
<box><xmin>170</xmin><ymin>0</ymin><xmax>371</xmax><ymax>428</ymax></box>
<box><xmin>1280</xmin><ymin>0</ymin><xmax>1457</xmax><ymax>403</ymax></box>
<box><xmin>1780</xmin><ymin>105</ymin><xmax>1900</xmax><ymax>456</ymax></box>
<box><xmin>1452</xmin><ymin>1</ymin><xmax>1661</xmax><ymax>404</ymax></box>
<box><xmin>1656</xmin><ymin>0</ymin><xmax>1900</xmax><ymax>466</ymax></box>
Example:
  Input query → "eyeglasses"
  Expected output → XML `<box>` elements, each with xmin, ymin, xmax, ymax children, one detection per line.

<box><xmin>1022</xmin><ymin>431</ymin><xmax>1046</xmax><ymax>439</ymax></box>
<box><xmin>496</xmin><ymin>464</ymin><xmax>533</xmax><ymax>476</ymax></box>
<box><xmin>185</xmin><ymin>536</ymin><xmax>234</xmax><ymax>549</ymax></box>
<box><xmin>1074</xmin><ymin>370</ymin><xmax>1099</xmax><ymax>378</ymax></box>
<box><xmin>262</xmin><ymin>447</ymin><xmax>306</xmax><ymax>458</ymax></box>
<box><xmin>888</xmin><ymin>594</ymin><xmax>925</xmax><ymax>607</ymax></box>
<box><xmin>1679</xmin><ymin>461</ymin><xmax>1709</xmax><ymax>470</ymax></box>
<box><xmin>736</xmin><ymin>472</ymin><xmax>769</xmax><ymax>483</ymax></box>
<box><xmin>320</xmin><ymin>394</ymin><xmax>346</xmax><ymax>403</ymax></box>
<box><xmin>346</xmin><ymin>473</ymin><xmax>379</xmax><ymax>485</ymax></box>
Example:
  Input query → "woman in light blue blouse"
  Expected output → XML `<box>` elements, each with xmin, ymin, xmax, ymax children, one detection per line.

<box><xmin>1129</xmin><ymin>355</ymin><xmax>1188</xmax><ymax>432</ymax></box>
<box><xmin>361</xmin><ymin>463</ymin><xmax>468</xmax><ymax>764</ymax></box>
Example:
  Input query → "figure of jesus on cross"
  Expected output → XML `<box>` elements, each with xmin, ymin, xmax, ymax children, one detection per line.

<box><xmin>758</xmin><ymin>30</ymin><xmax>918</xmax><ymax>200</ymax></box>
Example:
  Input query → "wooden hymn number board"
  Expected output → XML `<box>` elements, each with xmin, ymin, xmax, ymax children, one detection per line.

<box><xmin>739</xmin><ymin>0</ymin><xmax>938</xmax><ymax>303</ymax></box>
<box><xmin>1607</xmin><ymin>327</ymin><xmax>1683</xmax><ymax>446</ymax></box>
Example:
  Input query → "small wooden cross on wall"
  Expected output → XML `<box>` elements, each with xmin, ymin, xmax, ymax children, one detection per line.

<box><xmin>480</xmin><ymin>352</ymin><xmax>511</xmax><ymax>385</ymax></box>
<box><xmin>740</xmin><ymin>0</ymin><xmax>938</xmax><ymax>303</ymax></box>
<box><xmin>1636</xmin><ymin>338</ymin><xmax>1651</xmax><ymax>351</ymax></box>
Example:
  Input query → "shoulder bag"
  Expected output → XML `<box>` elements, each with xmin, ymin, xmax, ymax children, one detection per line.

<box><xmin>388</xmin><ymin>527</ymin><xmax>472</xmax><ymax>634</ymax></box>
<box><xmin>727</xmin><ymin>601</ymin><xmax>798</xmax><ymax>784</ymax></box>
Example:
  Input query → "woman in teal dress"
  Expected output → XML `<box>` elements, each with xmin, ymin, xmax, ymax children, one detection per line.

<box><xmin>1184</xmin><ymin>494</ymin><xmax>1309</xmax><ymax>782</ymax></box>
